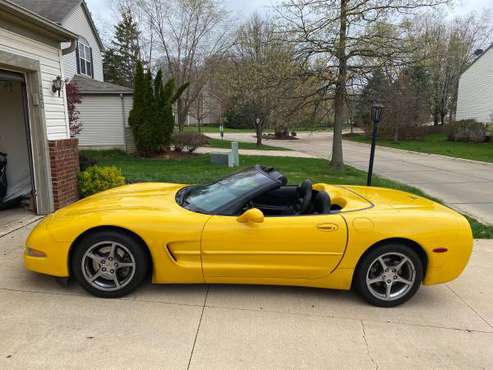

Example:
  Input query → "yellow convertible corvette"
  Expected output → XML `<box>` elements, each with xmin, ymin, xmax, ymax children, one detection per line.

<box><xmin>25</xmin><ymin>166</ymin><xmax>473</xmax><ymax>307</ymax></box>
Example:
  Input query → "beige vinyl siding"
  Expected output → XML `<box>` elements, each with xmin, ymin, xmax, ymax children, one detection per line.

<box><xmin>456</xmin><ymin>48</ymin><xmax>493</xmax><ymax>124</ymax></box>
<box><xmin>0</xmin><ymin>26</ymin><xmax>70</xmax><ymax>140</ymax></box>
<box><xmin>77</xmin><ymin>95</ymin><xmax>133</xmax><ymax>149</ymax></box>
<box><xmin>62</xmin><ymin>4</ymin><xmax>103</xmax><ymax>81</ymax></box>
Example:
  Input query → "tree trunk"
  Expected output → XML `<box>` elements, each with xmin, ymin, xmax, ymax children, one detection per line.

<box><xmin>256</xmin><ymin>123</ymin><xmax>263</xmax><ymax>146</ymax></box>
<box><xmin>330</xmin><ymin>0</ymin><xmax>348</xmax><ymax>170</ymax></box>
<box><xmin>440</xmin><ymin>111</ymin><xmax>446</xmax><ymax>125</ymax></box>
<box><xmin>393</xmin><ymin>126</ymin><xmax>400</xmax><ymax>143</ymax></box>
<box><xmin>177</xmin><ymin>98</ymin><xmax>186</xmax><ymax>132</ymax></box>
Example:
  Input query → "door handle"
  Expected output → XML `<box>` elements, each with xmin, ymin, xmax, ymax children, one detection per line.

<box><xmin>317</xmin><ymin>223</ymin><xmax>339</xmax><ymax>232</ymax></box>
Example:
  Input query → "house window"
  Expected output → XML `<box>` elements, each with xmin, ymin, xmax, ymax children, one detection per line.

<box><xmin>77</xmin><ymin>37</ymin><xmax>93</xmax><ymax>78</ymax></box>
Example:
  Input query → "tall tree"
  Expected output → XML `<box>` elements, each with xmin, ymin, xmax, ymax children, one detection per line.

<box><xmin>137</xmin><ymin>0</ymin><xmax>230</xmax><ymax>131</ymax></box>
<box><xmin>211</xmin><ymin>15</ymin><xmax>315</xmax><ymax>144</ymax></box>
<box><xmin>409</xmin><ymin>11</ymin><xmax>493</xmax><ymax>124</ymax></box>
<box><xmin>278</xmin><ymin>0</ymin><xmax>451</xmax><ymax>169</ymax></box>
<box><xmin>128</xmin><ymin>61</ymin><xmax>146</xmax><ymax>153</ymax></box>
<box><xmin>103</xmin><ymin>6</ymin><xmax>142</xmax><ymax>88</ymax></box>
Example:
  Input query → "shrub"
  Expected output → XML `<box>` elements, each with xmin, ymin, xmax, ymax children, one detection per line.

<box><xmin>448</xmin><ymin>120</ymin><xmax>487</xmax><ymax>143</ymax></box>
<box><xmin>78</xmin><ymin>166</ymin><xmax>125</xmax><ymax>198</ymax></box>
<box><xmin>129</xmin><ymin>63</ymin><xmax>190</xmax><ymax>156</ymax></box>
<box><xmin>66</xmin><ymin>81</ymin><xmax>82</xmax><ymax>137</ymax></box>
<box><xmin>172</xmin><ymin>133</ymin><xmax>209</xmax><ymax>153</ymax></box>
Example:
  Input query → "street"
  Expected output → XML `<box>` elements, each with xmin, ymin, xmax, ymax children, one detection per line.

<box><xmin>211</xmin><ymin>132</ymin><xmax>493</xmax><ymax>225</ymax></box>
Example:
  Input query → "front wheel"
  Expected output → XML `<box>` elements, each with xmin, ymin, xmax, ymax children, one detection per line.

<box><xmin>354</xmin><ymin>244</ymin><xmax>423</xmax><ymax>307</ymax></box>
<box><xmin>71</xmin><ymin>231</ymin><xmax>149</xmax><ymax>298</ymax></box>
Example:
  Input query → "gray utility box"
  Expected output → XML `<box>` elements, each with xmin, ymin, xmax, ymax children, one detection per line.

<box><xmin>211</xmin><ymin>142</ymin><xmax>240</xmax><ymax>167</ymax></box>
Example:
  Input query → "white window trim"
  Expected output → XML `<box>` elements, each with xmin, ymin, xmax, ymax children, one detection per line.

<box><xmin>77</xmin><ymin>37</ymin><xmax>93</xmax><ymax>78</ymax></box>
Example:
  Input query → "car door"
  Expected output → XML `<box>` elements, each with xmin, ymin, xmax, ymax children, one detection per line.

<box><xmin>201</xmin><ymin>213</ymin><xmax>348</xmax><ymax>280</ymax></box>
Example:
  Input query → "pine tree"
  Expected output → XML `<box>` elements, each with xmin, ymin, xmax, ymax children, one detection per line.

<box><xmin>153</xmin><ymin>70</ymin><xmax>168</xmax><ymax>148</ymax></box>
<box><xmin>128</xmin><ymin>61</ymin><xmax>146</xmax><ymax>154</ymax></box>
<box><xmin>162</xmin><ymin>78</ymin><xmax>176</xmax><ymax>148</ymax></box>
<box><xmin>141</xmin><ymin>70</ymin><xmax>160</xmax><ymax>155</ymax></box>
<box><xmin>130</xmin><ymin>64</ymin><xmax>190</xmax><ymax>155</ymax></box>
<box><xmin>103</xmin><ymin>7</ymin><xmax>141</xmax><ymax>88</ymax></box>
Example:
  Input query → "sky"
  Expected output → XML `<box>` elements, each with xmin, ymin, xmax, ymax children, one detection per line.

<box><xmin>86</xmin><ymin>0</ymin><xmax>493</xmax><ymax>40</ymax></box>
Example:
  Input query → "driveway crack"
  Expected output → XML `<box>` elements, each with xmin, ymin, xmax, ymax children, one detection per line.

<box><xmin>360</xmin><ymin>320</ymin><xmax>378</xmax><ymax>369</ymax></box>
<box><xmin>187</xmin><ymin>285</ymin><xmax>209</xmax><ymax>370</ymax></box>
<box><xmin>446</xmin><ymin>285</ymin><xmax>493</xmax><ymax>330</ymax></box>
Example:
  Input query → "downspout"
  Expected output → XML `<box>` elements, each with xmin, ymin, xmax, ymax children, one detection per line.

<box><xmin>62</xmin><ymin>39</ymin><xmax>77</xmax><ymax>56</ymax></box>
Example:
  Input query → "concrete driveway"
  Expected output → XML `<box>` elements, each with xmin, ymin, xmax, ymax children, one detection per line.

<box><xmin>1</xmin><ymin>222</ymin><xmax>493</xmax><ymax>369</ymax></box>
<box><xmin>210</xmin><ymin>132</ymin><xmax>493</xmax><ymax>225</ymax></box>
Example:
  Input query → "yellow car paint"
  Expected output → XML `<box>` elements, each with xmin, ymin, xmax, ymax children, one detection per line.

<box><xmin>24</xmin><ymin>182</ymin><xmax>473</xmax><ymax>291</ymax></box>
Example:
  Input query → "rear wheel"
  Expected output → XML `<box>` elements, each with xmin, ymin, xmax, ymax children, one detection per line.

<box><xmin>71</xmin><ymin>231</ymin><xmax>149</xmax><ymax>298</ymax></box>
<box><xmin>354</xmin><ymin>243</ymin><xmax>423</xmax><ymax>307</ymax></box>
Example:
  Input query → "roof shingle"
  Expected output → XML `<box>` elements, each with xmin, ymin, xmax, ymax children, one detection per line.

<box><xmin>10</xmin><ymin>0</ymin><xmax>81</xmax><ymax>23</ymax></box>
<box><xmin>72</xmin><ymin>75</ymin><xmax>134</xmax><ymax>95</ymax></box>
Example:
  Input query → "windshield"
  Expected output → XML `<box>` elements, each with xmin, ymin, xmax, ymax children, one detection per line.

<box><xmin>179</xmin><ymin>168</ymin><xmax>273</xmax><ymax>213</ymax></box>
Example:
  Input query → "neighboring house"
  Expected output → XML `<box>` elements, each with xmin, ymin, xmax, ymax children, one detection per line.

<box><xmin>0</xmin><ymin>0</ymin><xmax>79</xmax><ymax>214</ymax></box>
<box><xmin>456</xmin><ymin>45</ymin><xmax>493</xmax><ymax>124</ymax></box>
<box><xmin>71</xmin><ymin>75</ymin><xmax>135</xmax><ymax>152</ymax></box>
<box><xmin>187</xmin><ymin>89</ymin><xmax>223</xmax><ymax>127</ymax></box>
<box><xmin>13</xmin><ymin>0</ymin><xmax>135</xmax><ymax>151</ymax></box>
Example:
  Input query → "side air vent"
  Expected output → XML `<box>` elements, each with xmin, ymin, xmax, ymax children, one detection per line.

<box><xmin>165</xmin><ymin>244</ymin><xmax>177</xmax><ymax>262</ymax></box>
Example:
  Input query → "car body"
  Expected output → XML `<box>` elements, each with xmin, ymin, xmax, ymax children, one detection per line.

<box><xmin>25</xmin><ymin>166</ymin><xmax>473</xmax><ymax>306</ymax></box>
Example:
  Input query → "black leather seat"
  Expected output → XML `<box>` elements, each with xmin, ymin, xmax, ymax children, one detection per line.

<box><xmin>312</xmin><ymin>191</ymin><xmax>331</xmax><ymax>214</ymax></box>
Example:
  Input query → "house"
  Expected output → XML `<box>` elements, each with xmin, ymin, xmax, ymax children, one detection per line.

<box><xmin>13</xmin><ymin>0</ymin><xmax>135</xmax><ymax>152</ymax></box>
<box><xmin>456</xmin><ymin>45</ymin><xmax>493</xmax><ymax>124</ymax></box>
<box><xmin>0</xmin><ymin>0</ymin><xmax>79</xmax><ymax>214</ymax></box>
<box><xmin>186</xmin><ymin>89</ymin><xmax>223</xmax><ymax>127</ymax></box>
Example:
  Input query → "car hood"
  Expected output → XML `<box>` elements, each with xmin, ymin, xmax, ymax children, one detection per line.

<box><xmin>55</xmin><ymin>183</ymin><xmax>186</xmax><ymax>217</ymax></box>
<box><xmin>343</xmin><ymin>186</ymin><xmax>442</xmax><ymax>210</ymax></box>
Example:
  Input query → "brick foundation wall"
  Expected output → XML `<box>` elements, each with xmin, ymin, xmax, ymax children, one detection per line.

<box><xmin>49</xmin><ymin>138</ymin><xmax>79</xmax><ymax>210</ymax></box>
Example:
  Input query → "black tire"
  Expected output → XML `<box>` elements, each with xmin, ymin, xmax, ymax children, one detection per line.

<box><xmin>354</xmin><ymin>243</ymin><xmax>423</xmax><ymax>307</ymax></box>
<box><xmin>71</xmin><ymin>230</ymin><xmax>149</xmax><ymax>298</ymax></box>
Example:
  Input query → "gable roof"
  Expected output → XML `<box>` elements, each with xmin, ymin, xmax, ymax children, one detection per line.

<box><xmin>461</xmin><ymin>44</ymin><xmax>493</xmax><ymax>77</ymax></box>
<box><xmin>0</xmin><ymin>0</ymin><xmax>77</xmax><ymax>42</ymax></box>
<box><xmin>72</xmin><ymin>75</ymin><xmax>133</xmax><ymax>95</ymax></box>
<box><xmin>11</xmin><ymin>0</ymin><xmax>80</xmax><ymax>23</ymax></box>
<box><xmin>9</xmin><ymin>0</ymin><xmax>104</xmax><ymax>49</ymax></box>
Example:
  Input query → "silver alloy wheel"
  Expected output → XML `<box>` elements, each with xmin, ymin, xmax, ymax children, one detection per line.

<box><xmin>81</xmin><ymin>241</ymin><xmax>136</xmax><ymax>292</ymax></box>
<box><xmin>365</xmin><ymin>252</ymin><xmax>416</xmax><ymax>301</ymax></box>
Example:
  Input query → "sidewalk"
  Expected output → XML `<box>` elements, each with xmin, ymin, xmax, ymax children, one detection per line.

<box><xmin>196</xmin><ymin>146</ymin><xmax>316</xmax><ymax>158</ymax></box>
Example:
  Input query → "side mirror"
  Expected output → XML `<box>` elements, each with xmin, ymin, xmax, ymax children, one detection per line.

<box><xmin>237</xmin><ymin>208</ymin><xmax>264</xmax><ymax>224</ymax></box>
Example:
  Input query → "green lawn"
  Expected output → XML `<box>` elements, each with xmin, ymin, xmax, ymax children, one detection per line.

<box><xmin>206</xmin><ymin>138</ymin><xmax>286</xmax><ymax>151</ymax></box>
<box><xmin>345</xmin><ymin>133</ymin><xmax>493</xmax><ymax>163</ymax></box>
<box><xmin>82</xmin><ymin>150</ymin><xmax>493</xmax><ymax>238</ymax></box>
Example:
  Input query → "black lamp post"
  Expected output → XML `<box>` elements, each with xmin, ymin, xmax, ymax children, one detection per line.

<box><xmin>367</xmin><ymin>102</ymin><xmax>384</xmax><ymax>186</ymax></box>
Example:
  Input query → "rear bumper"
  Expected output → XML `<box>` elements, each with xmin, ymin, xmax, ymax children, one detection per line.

<box><xmin>423</xmin><ymin>215</ymin><xmax>473</xmax><ymax>285</ymax></box>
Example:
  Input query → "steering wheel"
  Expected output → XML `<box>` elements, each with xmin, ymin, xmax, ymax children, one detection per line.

<box><xmin>295</xmin><ymin>179</ymin><xmax>313</xmax><ymax>215</ymax></box>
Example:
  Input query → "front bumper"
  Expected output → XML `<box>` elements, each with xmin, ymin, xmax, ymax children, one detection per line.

<box><xmin>24</xmin><ymin>217</ymin><xmax>70</xmax><ymax>277</ymax></box>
